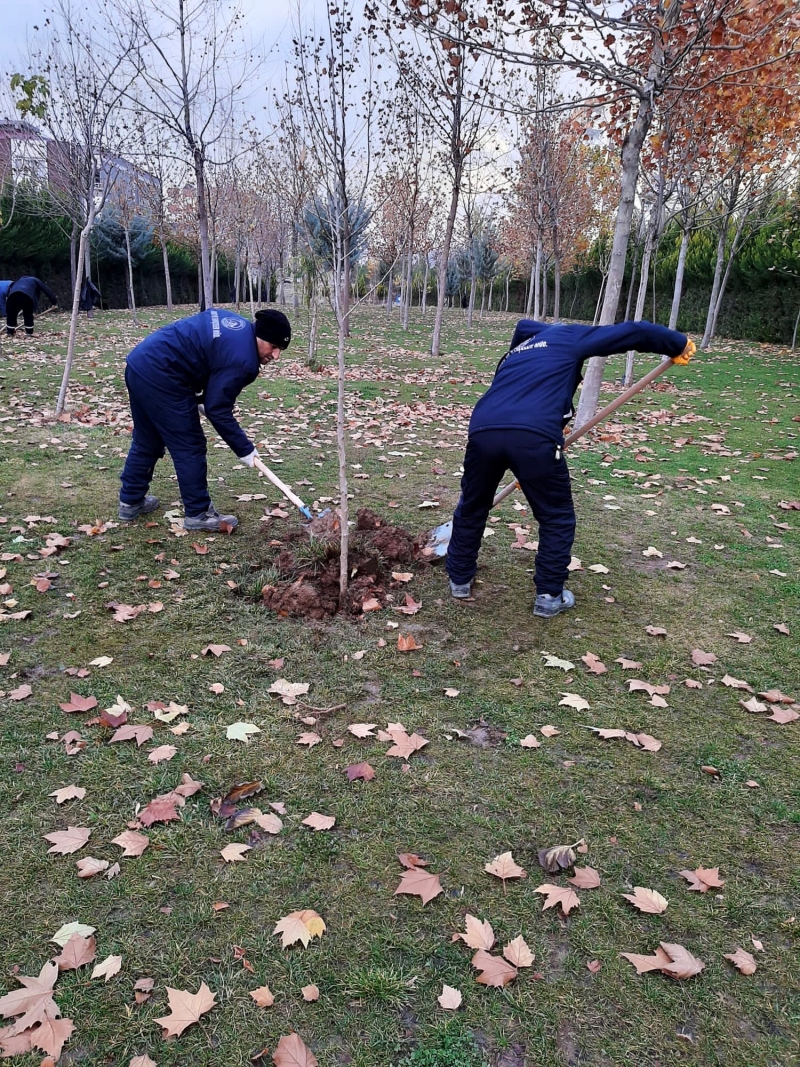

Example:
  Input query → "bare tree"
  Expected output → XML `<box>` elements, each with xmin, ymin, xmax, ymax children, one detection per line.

<box><xmin>15</xmin><ymin>2</ymin><xmax>138</xmax><ymax>415</ymax></box>
<box><xmin>117</xmin><ymin>0</ymin><xmax>255</xmax><ymax>309</ymax></box>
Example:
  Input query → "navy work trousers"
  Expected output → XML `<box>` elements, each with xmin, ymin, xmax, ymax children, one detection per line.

<box><xmin>446</xmin><ymin>428</ymin><xmax>576</xmax><ymax>597</ymax></box>
<box><xmin>6</xmin><ymin>293</ymin><xmax>34</xmax><ymax>336</ymax></box>
<box><xmin>120</xmin><ymin>366</ymin><xmax>211</xmax><ymax>516</ymax></box>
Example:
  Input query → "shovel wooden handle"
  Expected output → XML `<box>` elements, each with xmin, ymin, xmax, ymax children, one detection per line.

<box><xmin>252</xmin><ymin>455</ymin><xmax>311</xmax><ymax>517</ymax></box>
<box><xmin>491</xmin><ymin>358</ymin><xmax>674</xmax><ymax>508</ymax></box>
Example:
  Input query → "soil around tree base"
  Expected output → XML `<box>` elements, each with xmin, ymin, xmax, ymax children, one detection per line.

<box><xmin>261</xmin><ymin>508</ymin><xmax>428</xmax><ymax>619</ymax></box>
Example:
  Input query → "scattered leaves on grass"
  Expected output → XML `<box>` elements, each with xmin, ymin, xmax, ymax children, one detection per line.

<box><xmin>582</xmin><ymin>652</ymin><xmax>607</xmax><ymax>674</ymax></box>
<box><xmin>645</xmin><ymin>626</ymin><xmax>667</xmax><ymax>637</ymax></box>
<box><xmin>568</xmin><ymin>866</ymin><xmax>601</xmax><ymax>889</ymax></box>
<box><xmin>91</xmin><ymin>955</ymin><xmax>122</xmax><ymax>982</ymax></box>
<box><xmin>272</xmin><ymin>1033</ymin><xmax>318</xmax><ymax>1067</ymax></box>
<box><xmin>112</xmin><ymin>833</ymin><xmax>149</xmax><ymax>861</ymax></box>
<box><xmin>8</xmin><ymin>683</ymin><xmax>32</xmax><ymax>701</ymax></box>
<box><xmin>302</xmin><ymin>812</ymin><xmax>335</xmax><ymax>831</ymax></box>
<box><xmin>615</xmin><ymin>657</ymin><xmax>642</xmax><ymax>669</ymax></box>
<box><xmin>721</xmin><ymin>674</ymin><xmax>753</xmax><ymax>691</ymax></box>
<box><xmin>110</xmin><ymin>724</ymin><xmax>153</xmax><ymax>747</ymax></box>
<box><xmin>51</xmin><ymin>922</ymin><xmax>95</xmax><ymax>947</ymax></box>
<box><xmin>725</xmin><ymin>947</ymin><xmax>757</xmax><ymax>975</ymax></box>
<box><xmin>679</xmin><ymin>867</ymin><xmax>724</xmax><ymax>892</ymax></box>
<box><xmin>301</xmin><ymin>984</ymin><xmax>319</xmax><ymax>1002</ymax></box>
<box><xmin>397</xmin><ymin>633</ymin><xmax>422</xmax><ymax>651</ymax></box>
<box><xmin>346</xmin><ymin>761</ymin><xmax>375</xmax><ymax>782</ymax></box>
<box><xmin>394</xmin><ymin>867</ymin><xmax>444</xmax><ymax>905</ymax></box>
<box><xmin>584</xmin><ymin>727</ymin><xmax>662</xmax><ymax>752</ymax></box>
<box><xmin>250</xmin><ymin>986</ymin><xmax>275</xmax><ymax>1008</ymax></box>
<box><xmin>384</xmin><ymin>723</ymin><xmax>429</xmax><ymax>759</ymax></box>
<box><xmin>471</xmin><ymin>950</ymin><xmax>518</xmax><ymax>987</ymax></box>
<box><xmin>155</xmin><ymin>983</ymin><xmax>216</xmax><ymax>1037</ymax></box>
<box><xmin>226</xmin><ymin>722</ymin><xmax>261</xmax><ymax>743</ymax></box>
<box><xmin>273</xmin><ymin>910</ymin><xmax>326</xmax><ymax>948</ymax></box>
<box><xmin>622</xmin><ymin>887</ymin><xmax>669</xmax><ymax>914</ymax></box>
<box><xmin>347</xmin><ymin>723</ymin><xmax>375</xmax><ymax>738</ymax></box>
<box><xmin>297</xmin><ymin>732</ymin><xmax>322</xmax><ymax>748</ymax></box>
<box><xmin>437</xmin><ymin>985</ymin><xmax>462</xmax><ymax>1010</ymax></box>
<box><xmin>503</xmin><ymin>936</ymin><xmax>534</xmax><ymax>967</ymax></box>
<box><xmin>534</xmin><ymin>884</ymin><xmax>580</xmax><ymax>915</ymax></box>
<box><xmin>691</xmin><ymin>649</ymin><xmax>717</xmax><ymax>666</ymax></box>
<box><xmin>148</xmin><ymin>744</ymin><xmax>177</xmax><ymax>764</ymax></box>
<box><xmin>485</xmin><ymin>852</ymin><xmax>527</xmax><ymax>885</ymax></box>
<box><xmin>44</xmin><ymin>826</ymin><xmax>91</xmax><ymax>855</ymax></box>
<box><xmin>542</xmin><ymin>653</ymin><xmax>575</xmax><ymax>671</ymax></box>
<box><xmin>54</xmin><ymin>934</ymin><xmax>96</xmax><ymax>971</ymax></box>
<box><xmin>520</xmin><ymin>734</ymin><xmax>541</xmax><ymax>748</ymax></box>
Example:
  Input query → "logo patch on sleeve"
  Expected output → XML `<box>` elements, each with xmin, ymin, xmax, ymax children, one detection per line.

<box><xmin>221</xmin><ymin>316</ymin><xmax>246</xmax><ymax>331</ymax></box>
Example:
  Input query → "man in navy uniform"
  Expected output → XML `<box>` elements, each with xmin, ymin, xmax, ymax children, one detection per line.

<box><xmin>5</xmin><ymin>275</ymin><xmax>58</xmax><ymax>336</ymax></box>
<box><xmin>118</xmin><ymin>307</ymin><xmax>291</xmax><ymax>531</ymax></box>
<box><xmin>446</xmin><ymin>319</ymin><xmax>694</xmax><ymax>617</ymax></box>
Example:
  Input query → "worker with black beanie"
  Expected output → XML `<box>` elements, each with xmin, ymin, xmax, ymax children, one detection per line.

<box><xmin>118</xmin><ymin>307</ymin><xmax>291</xmax><ymax>530</ymax></box>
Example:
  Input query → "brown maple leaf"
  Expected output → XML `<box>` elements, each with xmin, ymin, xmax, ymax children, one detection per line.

<box><xmin>503</xmin><ymin>936</ymin><xmax>535</xmax><ymax>967</ymax></box>
<box><xmin>109</xmin><ymin>723</ymin><xmax>153</xmax><ymax>747</ymax></box>
<box><xmin>658</xmin><ymin>942</ymin><xmax>705</xmax><ymax>979</ymax></box>
<box><xmin>30</xmin><ymin>1016</ymin><xmax>75</xmax><ymax>1059</ymax></box>
<box><xmin>397</xmin><ymin>633</ymin><xmax>422</xmax><ymax>651</ymax></box>
<box><xmin>622</xmin><ymin>887</ymin><xmax>669</xmax><ymax>914</ymax></box>
<box><xmin>44</xmin><ymin>826</ymin><xmax>91</xmax><ymax>855</ymax></box>
<box><xmin>139</xmin><ymin>797</ymin><xmax>180</xmax><ymax>826</ymax></box>
<box><xmin>273</xmin><ymin>909</ymin><xmax>326</xmax><ymax>948</ymax></box>
<box><xmin>58</xmin><ymin>693</ymin><xmax>98</xmax><ymax>714</ymax></box>
<box><xmin>201</xmin><ymin>643</ymin><xmax>231</xmax><ymax>657</ymax></box>
<box><xmin>273</xmin><ymin>1032</ymin><xmax>318</xmax><ymax>1067</ymax></box>
<box><xmin>345</xmin><ymin>761</ymin><xmax>375</xmax><ymax>782</ymax></box>
<box><xmin>384</xmin><ymin>725</ymin><xmax>429</xmax><ymax>759</ymax></box>
<box><xmin>471</xmin><ymin>950</ymin><xmax>518</xmax><ymax>987</ymax></box>
<box><xmin>398</xmin><ymin>853</ymin><xmax>428</xmax><ymax>869</ymax></box>
<box><xmin>301</xmin><ymin>812</ymin><xmax>335</xmax><ymax>831</ymax></box>
<box><xmin>250</xmin><ymin>985</ymin><xmax>275</xmax><ymax>1007</ymax></box>
<box><xmin>620</xmin><ymin>946</ymin><xmax>673</xmax><ymax>974</ymax></box>
<box><xmin>534</xmin><ymin>884</ymin><xmax>580</xmax><ymax>915</ymax></box>
<box><xmin>568</xmin><ymin>866</ymin><xmax>601</xmax><ymax>889</ymax></box>
<box><xmin>155</xmin><ymin>982</ymin><xmax>216</xmax><ymax>1037</ymax></box>
<box><xmin>537</xmin><ymin>839</ymin><xmax>583</xmax><ymax>873</ymax></box>
<box><xmin>437</xmin><ymin>984</ymin><xmax>463</xmax><ymax>1010</ymax></box>
<box><xmin>484</xmin><ymin>851</ymin><xmax>527</xmax><ymax>885</ymax></box>
<box><xmin>454</xmin><ymin>914</ymin><xmax>495</xmax><ymax>951</ymax></box>
<box><xmin>0</xmin><ymin>960</ymin><xmax>60</xmax><ymax>1038</ymax></box>
<box><xmin>724</xmin><ymin>947</ymin><xmax>757</xmax><ymax>975</ymax></box>
<box><xmin>581</xmin><ymin>652</ymin><xmax>607</xmax><ymax>674</ymax></box>
<box><xmin>394</xmin><ymin>867</ymin><xmax>443</xmax><ymax>905</ymax></box>
<box><xmin>691</xmin><ymin>649</ymin><xmax>717</xmax><ymax>666</ymax></box>
<box><xmin>679</xmin><ymin>866</ymin><xmax>724</xmax><ymax>893</ymax></box>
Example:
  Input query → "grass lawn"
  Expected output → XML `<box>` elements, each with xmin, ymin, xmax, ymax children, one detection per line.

<box><xmin>0</xmin><ymin>304</ymin><xmax>798</xmax><ymax>1067</ymax></box>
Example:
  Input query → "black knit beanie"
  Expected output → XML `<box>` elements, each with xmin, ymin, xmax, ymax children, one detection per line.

<box><xmin>254</xmin><ymin>309</ymin><xmax>291</xmax><ymax>349</ymax></box>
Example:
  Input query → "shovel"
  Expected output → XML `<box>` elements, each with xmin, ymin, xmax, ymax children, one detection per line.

<box><xmin>252</xmin><ymin>454</ymin><xmax>315</xmax><ymax>520</ymax></box>
<box><xmin>425</xmin><ymin>357</ymin><xmax>675</xmax><ymax>558</ymax></box>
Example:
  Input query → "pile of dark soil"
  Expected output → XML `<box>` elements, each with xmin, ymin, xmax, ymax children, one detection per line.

<box><xmin>261</xmin><ymin>508</ymin><xmax>427</xmax><ymax>619</ymax></box>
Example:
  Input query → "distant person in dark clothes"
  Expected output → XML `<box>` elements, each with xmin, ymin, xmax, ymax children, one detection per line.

<box><xmin>0</xmin><ymin>281</ymin><xmax>12</xmax><ymax>319</ymax></box>
<box><xmin>5</xmin><ymin>276</ymin><xmax>58</xmax><ymax>337</ymax></box>
<box><xmin>118</xmin><ymin>307</ymin><xmax>291</xmax><ymax>531</ymax></box>
<box><xmin>446</xmin><ymin>319</ymin><xmax>695</xmax><ymax>617</ymax></box>
<box><xmin>79</xmin><ymin>277</ymin><xmax>102</xmax><ymax>317</ymax></box>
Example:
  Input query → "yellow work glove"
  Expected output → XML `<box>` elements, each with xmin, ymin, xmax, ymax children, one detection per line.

<box><xmin>671</xmin><ymin>339</ymin><xmax>695</xmax><ymax>365</ymax></box>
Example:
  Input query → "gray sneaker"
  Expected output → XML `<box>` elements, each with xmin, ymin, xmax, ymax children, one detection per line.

<box><xmin>449</xmin><ymin>579</ymin><xmax>473</xmax><ymax>599</ymax></box>
<box><xmin>533</xmin><ymin>589</ymin><xmax>575</xmax><ymax>618</ymax></box>
<box><xmin>184</xmin><ymin>505</ymin><xmax>239</xmax><ymax>532</ymax></box>
<box><xmin>118</xmin><ymin>495</ymin><xmax>160</xmax><ymax>521</ymax></box>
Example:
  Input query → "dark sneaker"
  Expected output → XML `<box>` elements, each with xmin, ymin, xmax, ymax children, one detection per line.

<box><xmin>184</xmin><ymin>505</ymin><xmax>238</xmax><ymax>532</ymax></box>
<box><xmin>118</xmin><ymin>495</ymin><xmax>160</xmax><ymax>521</ymax></box>
<box><xmin>449</xmin><ymin>579</ymin><xmax>473</xmax><ymax>599</ymax></box>
<box><xmin>533</xmin><ymin>589</ymin><xmax>575</xmax><ymax>618</ymax></box>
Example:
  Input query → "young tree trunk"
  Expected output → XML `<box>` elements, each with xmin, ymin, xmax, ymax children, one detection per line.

<box><xmin>402</xmin><ymin>248</ymin><xmax>413</xmax><ymax>329</ymax></box>
<box><xmin>467</xmin><ymin>259</ymin><xmax>476</xmax><ymax>326</ymax></box>
<box><xmin>234</xmin><ymin>245</ymin><xmax>241</xmax><ymax>308</ymax></box>
<box><xmin>700</xmin><ymin>217</ymin><xmax>730</xmax><ymax>350</ymax></box>
<box><xmin>704</xmin><ymin>213</ymin><xmax>746</xmax><ymax>347</ymax></box>
<box><xmin>69</xmin><ymin>220</ymin><xmax>78</xmax><ymax>296</ymax></box>
<box><xmin>124</xmin><ymin>225</ymin><xmax>139</xmax><ymax>327</ymax></box>
<box><xmin>307</xmin><ymin>283</ymin><xmax>319</xmax><ymax>367</ymax></box>
<box><xmin>525</xmin><ymin>256</ymin><xmax>535</xmax><ymax>315</ymax></box>
<box><xmin>278</xmin><ymin>250</ymin><xmax>285</xmax><ymax>305</ymax></box>
<box><xmin>552</xmin><ymin>252</ymin><xmax>561</xmax><ymax>323</ymax></box>
<box><xmin>791</xmin><ymin>303</ymin><xmax>800</xmax><ymax>350</ymax></box>
<box><xmin>431</xmin><ymin>173</ymin><xmax>462</xmax><ymax>357</ymax></box>
<box><xmin>533</xmin><ymin>232</ymin><xmax>543</xmax><ymax>319</ymax></box>
<box><xmin>593</xmin><ymin>273</ymin><xmax>607</xmax><ymax>325</ymax></box>
<box><xmin>575</xmin><ymin>87</ymin><xmax>657</xmax><ymax>428</ymax></box>
<box><xmin>161</xmin><ymin>231</ymin><xmax>173</xmax><ymax>311</ymax></box>
<box><xmin>193</xmin><ymin>149</ymin><xmax>213</xmax><ymax>308</ymax></box>
<box><xmin>669</xmin><ymin>225</ymin><xmax>690</xmax><ymax>330</ymax></box>
<box><xmin>335</xmin><ymin>313</ymin><xmax>349</xmax><ymax>608</ymax></box>
<box><xmin>541</xmin><ymin>263</ymin><xmax>548</xmax><ymax>321</ymax></box>
<box><xmin>624</xmin><ymin>221</ymin><xmax>658</xmax><ymax>384</ymax></box>
<box><xmin>624</xmin><ymin>238</ymin><xmax>641</xmax><ymax>321</ymax></box>
<box><xmin>504</xmin><ymin>271</ymin><xmax>510</xmax><ymax>312</ymax></box>
<box><xmin>56</xmin><ymin>202</ymin><xmax>97</xmax><ymax>415</ymax></box>
<box><xmin>248</xmin><ymin>257</ymin><xmax>255</xmax><ymax>319</ymax></box>
<box><xmin>421</xmin><ymin>260</ymin><xmax>429</xmax><ymax>319</ymax></box>
<box><xmin>386</xmin><ymin>267</ymin><xmax>394</xmax><ymax>314</ymax></box>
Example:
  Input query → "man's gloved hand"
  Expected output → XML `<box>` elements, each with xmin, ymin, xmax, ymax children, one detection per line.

<box><xmin>241</xmin><ymin>449</ymin><xmax>259</xmax><ymax>468</ymax></box>
<box><xmin>672</xmin><ymin>339</ymin><xmax>696</xmax><ymax>365</ymax></box>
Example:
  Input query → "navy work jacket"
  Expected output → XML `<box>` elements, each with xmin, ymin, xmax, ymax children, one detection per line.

<box><xmin>469</xmin><ymin>319</ymin><xmax>688</xmax><ymax>442</ymax></box>
<box><xmin>126</xmin><ymin>308</ymin><xmax>260</xmax><ymax>457</ymax></box>
<box><xmin>8</xmin><ymin>276</ymin><xmax>58</xmax><ymax>311</ymax></box>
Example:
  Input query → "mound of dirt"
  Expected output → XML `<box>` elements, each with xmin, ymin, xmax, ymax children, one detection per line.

<box><xmin>261</xmin><ymin>508</ymin><xmax>427</xmax><ymax>619</ymax></box>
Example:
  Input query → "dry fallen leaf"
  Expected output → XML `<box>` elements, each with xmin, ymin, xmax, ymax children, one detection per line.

<box><xmin>301</xmin><ymin>984</ymin><xmax>319</xmax><ymax>1002</ymax></box>
<box><xmin>226</xmin><ymin>722</ymin><xmax>261</xmax><ymax>743</ymax></box>
<box><xmin>622</xmin><ymin>887</ymin><xmax>669</xmax><ymax>914</ymax></box>
<box><xmin>726</xmin><ymin>631</ymin><xmax>752</xmax><ymax>644</ymax></box>
<box><xmin>471</xmin><ymin>950</ymin><xmax>518</xmax><ymax>987</ymax></box>
<box><xmin>58</xmin><ymin>693</ymin><xmax>98</xmax><ymax>713</ymax></box>
<box><xmin>691</xmin><ymin>649</ymin><xmax>717</xmax><ymax>666</ymax></box>
<box><xmin>540</xmin><ymin>724</ymin><xmax>560</xmax><ymax>737</ymax></box>
<box><xmin>394</xmin><ymin>867</ymin><xmax>444</xmax><ymax>905</ymax></box>
<box><xmin>721</xmin><ymin>674</ymin><xmax>753</xmax><ymax>691</ymax></box>
<box><xmin>112</xmin><ymin>830</ymin><xmax>149</xmax><ymax>857</ymax></box>
<box><xmin>586</xmin><ymin>959</ymin><xmax>602</xmax><ymax>974</ymax></box>
<box><xmin>155</xmin><ymin>982</ymin><xmax>216</xmax><ymax>1037</ymax></box>
<box><xmin>538</xmin><ymin>840</ymin><xmax>583</xmax><ymax>874</ymax></box>
<box><xmin>559</xmin><ymin>692</ymin><xmax>590</xmax><ymax>711</ymax></box>
<box><xmin>129</xmin><ymin>1056</ymin><xmax>157</xmax><ymax>1067</ymax></box>
<box><xmin>250</xmin><ymin>985</ymin><xmax>275</xmax><ymax>1007</ymax></box>
<box><xmin>520</xmin><ymin>734</ymin><xmax>541</xmax><ymax>748</ymax></box>
<box><xmin>76</xmin><ymin>856</ymin><xmax>110</xmax><ymax>878</ymax></box>
<box><xmin>534</xmin><ymin>884</ymin><xmax>580</xmax><ymax>915</ymax></box>
<box><xmin>568</xmin><ymin>866</ymin><xmax>601</xmax><ymax>890</ymax></box>
<box><xmin>110</xmin><ymin>723</ymin><xmax>153</xmax><ymax>747</ymax></box>
<box><xmin>437</xmin><ymin>984</ymin><xmax>462</xmax><ymax>1010</ymax></box>
<box><xmin>148</xmin><ymin>744</ymin><xmax>177</xmax><ymax>764</ymax></box>
<box><xmin>302</xmin><ymin>812</ymin><xmax>335</xmax><ymax>831</ymax></box>
<box><xmin>384</xmin><ymin>724</ymin><xmax>429</xmax><ymax>759</ymax></box>
<box><xmin>0</xmin><ymin>959</ymin><xmax>60</xmax><ymax>1038</ymax></box>
<box><xmin>49</xmin><ymin>785</ymin><xmax>86</xmax><ymax>804</ymax></box>
<box><xmin>345</xmin><ymin>761</ymin><xmax>375</xmax><ymax>782</ymax></box>
<box><xmin>455</xmin><ymin>915</ymin><xmax>495</xmax><ymax>951</ymax></box>
<box><xmin>268</xmin><ymin>678</ymin><xmax>310</xmax><ymax>705</ymax></box>
<box><xmin>44</xmin><ymin>826</ymin><xmax>91</xmax><ymax>855</ymax></box>
<box><xmin>273</xmin><ymin>909</ymin><xmax>326</xmax><ymax>948</ymax></box>
<box><xmin>397</xmin><ymin>633</ymin><xmax>422</xmax><ymax>652</ymax></box>
<box><xmin>221</xmin><ymin>843</ymin><xmax>251</xmax><ymax>863</ymax></box>
<box><xmin>201</xmin><ymin>644</ymin><xmax>231</xmax><ymax>657</ymax></box>
<box><xmin>582</xmin><ymin>652</ymin><xmax>607</xmax><ymax>674</ymax></box>
<box><xmin>272</xmin><ymin>1033</ymin><xmax>318</xmax><ymax>1067</ymax></box>
<box><xmin>725</xmin><ymin>947</ymin><xmax>757</xmax><ymax>975</ymax></box>
<box><xmin>620</xmin><ymin>946</ymin><xmax>673</xmax><ymax>974</ymax></box>
<box><xmin>51</xmin><ymin>921</ymin><xmax>95</xmax><ymax>947</ymax></box>
<box><xmin>297</xmin><ymin>732</ymin><xmax>322</xmax><ymax>748</ymax></box>
<box><xmin>347</xmin><ymin>723</ymin><xmax>376</xmax><ymax>738</ymax></box>
<box><xmin>503</xmin><ymin>936</ymin><xmax>534</xmax><ymax>967</ymax></box>
<box><xmin>645</xmin><ymin>626</ymin><xmax>667</xmax><ymax>637</ymax></box>
<box><xmin>54</xmin><ymin>933</ymin><xmax>97</xmax><ymax>971</ymax></box>
<box><xmin>91</xmin><ymin>955</ymin><xmax>122</xmax><ymax>982</ymax></box>
<box><xmin>616</xmin><ymin>657</ymin><xmax>642</xmax><ymax>669</ymax></box>
<box><xmin>398</xmin><ymin>853</ymin><xmax>428</xmax><ymax>869</ymax></box>
<box><xmin>485</xmin><ymin>851</ymin><xmax>527</xmax><ymax>885</ymax></box>
<box><xmin>658</xmin><ymin>943</ymin><xmax>705</xmax><ymax>980</ymax></box>
<box><xmin>679</xmin><ymin>866</ymin><xmax>724</xmax><ymax>893</ymax></box>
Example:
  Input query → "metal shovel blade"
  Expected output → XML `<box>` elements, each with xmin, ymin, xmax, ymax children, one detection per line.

<box><xmin>424</xmin><ymin>520</ymin><xmax>453</xmax><ymax>558</ymax></box>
